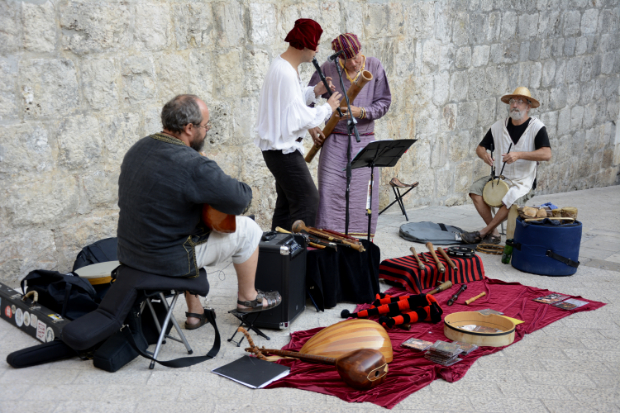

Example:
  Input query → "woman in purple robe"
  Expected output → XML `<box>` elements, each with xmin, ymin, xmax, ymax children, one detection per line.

<box><xmin>308</xmin><ymin>33</ymin><xmax>391</xmax><ymax>238</ymax></box>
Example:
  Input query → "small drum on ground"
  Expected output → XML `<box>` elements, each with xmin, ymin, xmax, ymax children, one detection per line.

<box><xmin>73</xmin><ymin>260</ymin><xmax>120</xmax><ymax>285</ymax></box>
<box><xmin>482</xmin><ymin>178</ymin><xmax>509</xmax><ymax>207</ymax></box>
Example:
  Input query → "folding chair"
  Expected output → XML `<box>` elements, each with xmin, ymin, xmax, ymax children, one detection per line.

<box><xmin>379</xmin><ymin>178</ymin><xmax>419</xmax><ymax>220</ymax></box>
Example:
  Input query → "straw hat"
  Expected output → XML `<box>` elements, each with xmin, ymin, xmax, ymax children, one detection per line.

<box><xmin>500</xmin><ymin>86</ymin><xmax>540</xmax><ymax>108</ymax></box>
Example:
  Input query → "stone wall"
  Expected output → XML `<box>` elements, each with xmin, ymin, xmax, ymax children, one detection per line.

<box><xmin>1</xmin><ymin>0</ymin><xmax>619</xmax><ymax>283</ymax></box>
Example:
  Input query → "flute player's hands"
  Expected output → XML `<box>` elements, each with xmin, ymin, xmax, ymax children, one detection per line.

<box><xmin>309</xmin><ymin>127</ymin><xmax>325</xmax><ymax>146</ymax></box>
<box><xmin>326</xmin><ymin>91</ymin><xmax>342</xmax><ymax>111</ymax></box>
<box><xmin>314</xmin><ymin>77</ymin><xmax>336</xmax><ymax>97</ymax></box>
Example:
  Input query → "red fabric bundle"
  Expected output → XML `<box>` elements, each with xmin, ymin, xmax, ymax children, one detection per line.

<box><xmin>266</xmin><ymin>278</ymin><xmax>606</xmax><ymax>409</ymax></box>
<box><xmin>285</xmin><ymin>19</ymin><xmax>323</xmax><ymax>51</ymax></box>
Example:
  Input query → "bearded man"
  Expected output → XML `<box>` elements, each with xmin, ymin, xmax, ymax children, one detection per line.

<box><xmin>461</xmin><ymin>87</ymin><xmax>552</xmax><ymax>244</ymax></box>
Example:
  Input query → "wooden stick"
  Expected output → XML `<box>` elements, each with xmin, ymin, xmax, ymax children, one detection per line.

<box><xmin>437</xmin><ymin>247</ymin><xmax>457</xmax><ymax>271</ymax></box>
<box><xmin>410</xmin><ymin>247</ymin><xmax>425</xmax><ymax>270</ymax></box>
<box><xmin>420</xmin><ymin>252</ymin><xmax>429</xmax><ymax>263</ymax></box>
<box><xmin>466</xmin><ymin>292</ymin><xmax>486</xmax><ymax>305</ymax></box>
<box><xmin>239</xmin><ymin>327</ymin><xmax>267</xmax><ymax>360</ymax></box>
<box><xmin>425</xmin><ymin>242</ymin><xmax>445</xmax><ymax>273</ymax></box>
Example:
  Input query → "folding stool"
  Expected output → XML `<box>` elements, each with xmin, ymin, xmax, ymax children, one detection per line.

<box><xmin>379</xmin><ymin>178</ymin><xmax>419</xmax><ymax>220</ymax></box>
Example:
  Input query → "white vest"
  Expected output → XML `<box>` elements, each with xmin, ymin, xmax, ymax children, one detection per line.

<box><xmin>490</xmin><ymin>117</ymin><xmax>544</xmax><ymax>208</ymax></box>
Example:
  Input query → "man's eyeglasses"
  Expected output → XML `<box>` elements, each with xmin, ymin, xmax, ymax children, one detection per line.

<box><xmin>194</xmin><ymin>121</ymin><xmax>212</xmax><ymax>132</ymax></box>
<box><xmin>509</xmin><ymin>98</ymin><xmax>530</xmax><ymax>106</ymax></box>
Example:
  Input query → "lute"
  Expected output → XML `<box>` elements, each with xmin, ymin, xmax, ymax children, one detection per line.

<box><xmin>199</xmin><ymin>152</ymin><xmax>236</xmax><ymax>233</ymax></box>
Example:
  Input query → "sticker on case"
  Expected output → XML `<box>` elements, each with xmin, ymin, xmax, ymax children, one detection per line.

<box><xmin>36</xmin><ymin>320</ymin><xmax>47</xmax><ymax>342</ymax></box>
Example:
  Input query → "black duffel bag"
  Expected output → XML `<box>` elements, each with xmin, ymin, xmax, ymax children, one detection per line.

<box><xmin>21</xmin><ymin>270</ymin><xmax>100</xmax><ymax>320</ymax></box>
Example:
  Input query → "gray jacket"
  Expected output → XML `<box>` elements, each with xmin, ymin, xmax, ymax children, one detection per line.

<box><xmin>117</xmin><ymin>133</ymin><xmax>252</xmax><ymax>277</ymax></box>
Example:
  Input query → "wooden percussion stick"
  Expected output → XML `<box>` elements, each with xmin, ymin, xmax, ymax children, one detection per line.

<box><xmin>420</xmin><ymin>252</ymin><xmax>429</xmax><ymax>263</ymax></box>
<box><xmin>466</xmin><ymin>292</ymin><xmax>486</xmax><ymax>305</ymax></box>
<box><xmin>409</xmin><ymin>247</ymin><xmax>425</xmax><ymax>270</ymax></box>
<box><xmin>425</xmin><ymin>242</ymin><xmax>445</xmax><ymax>273</ymax></box>
<box><xmin>437</xmin><ymin>247</ymin><xmax>458</xmax><ymax>271</ymax></box>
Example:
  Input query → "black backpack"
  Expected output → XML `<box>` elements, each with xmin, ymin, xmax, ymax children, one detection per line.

<box><xmin>72</xmin><ymin>237</ymin><xmax>118</xmax><ymax>272</ymax></box>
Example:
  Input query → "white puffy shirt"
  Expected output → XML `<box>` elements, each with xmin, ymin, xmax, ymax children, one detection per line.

<box><xmin>255</xmin><ymin>56</ymin><xmax>332</xmax><ymax>155</ymax></box>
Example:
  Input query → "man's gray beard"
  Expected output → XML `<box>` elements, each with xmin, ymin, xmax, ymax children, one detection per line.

<box><xmin>510</xmin><ymin>109</ymin><xmax>524</xmax><ymax>121</ymax></box>
<box><xmin>190</xmin><ymin>137</ymin><xmax>205</xmax><ymax>152</ymax></box>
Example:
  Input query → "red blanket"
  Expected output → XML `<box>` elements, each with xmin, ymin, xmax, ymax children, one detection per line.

<box><xmin>266</xmin><ymin>278</ymin><xmax>606</xmax><ymax>409</ymax></box>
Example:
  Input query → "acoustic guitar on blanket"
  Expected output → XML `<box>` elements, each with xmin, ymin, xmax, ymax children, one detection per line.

<box><xmin>199</xmin><ymin>152</ymin><xmax>236</xmax><ymax>233</ymax></box>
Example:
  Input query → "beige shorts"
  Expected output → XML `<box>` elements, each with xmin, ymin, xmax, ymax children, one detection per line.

<box><xmin>469</xmin><ymin>175</ymin><xmax>535</xmax><ymax>206</ymax></box>
<box><xmin>195</xmin><ymin>216</ymin><xmax>262</xmax><ymax>267</ymax></box>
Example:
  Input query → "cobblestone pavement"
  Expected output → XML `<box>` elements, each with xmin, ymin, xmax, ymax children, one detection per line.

<box><xmin>0</xmin><ymin>186</ymin><xmax>618</xmax><ymax>413</ymax></box>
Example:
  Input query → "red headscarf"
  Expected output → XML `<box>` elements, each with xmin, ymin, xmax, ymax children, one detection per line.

<box><xmin>285</xmin><ymin>18</ymin><xmax>323</xmax><ymax>51</ymax></box>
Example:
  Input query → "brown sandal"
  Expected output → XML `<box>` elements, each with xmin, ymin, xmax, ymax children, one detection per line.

<box><xmin>237</xmin><ymin>290</ymin><xmax>282</xmax><ymax>313</ymax></box>
<box><xmin>460</xmin><ymin>231</ymin><xmax>482</xmax><ymax>244</ymax></box>
<box><xmin>185</xmin><ymin>309</ymin><xmax>210</xmax><ymax>330</ymax></box>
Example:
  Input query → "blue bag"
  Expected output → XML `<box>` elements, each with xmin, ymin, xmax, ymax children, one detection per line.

<box><xmin>510</xmin><ymin>217</ymin><xmax>581</xmax><ymax>277</ymax></box>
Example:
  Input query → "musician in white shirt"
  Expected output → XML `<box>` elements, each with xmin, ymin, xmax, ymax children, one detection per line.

<box><xmin>256</xmin><ymin>18</ymin><xmax>341</xmax><ymax>230</ymax></box>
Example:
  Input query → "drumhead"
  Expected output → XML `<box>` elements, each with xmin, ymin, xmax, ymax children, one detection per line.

<box><xmin>74</xmin><ymin>261</ymin><xmax>119</xmax><ymax>285</ymax></box>
<box><xmin>482</xmin><ymin>179</ymin><xmax>509</xmax><ymax>207</ymax></box>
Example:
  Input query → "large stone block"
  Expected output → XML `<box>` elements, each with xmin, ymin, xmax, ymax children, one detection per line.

<box><xmin>215</xmin><ymin>49</ymin><xmax>244</xmax><ymax>99</ymax></box>
<box><xmin>538</xmin><ymin>10</ymin><xmax>562</xmax><ymax>38</ymax></box>
<box><xmin>518</xmin><ymin>13</ymin><xmax>539</xmax><ymax>40</ymax></box>
<box><xmin>434</xmin><ymin>1</ymin><xmax>453</xmax><ymax>44</ymax></box>
<box><xmin>134</xmin><ymin>3</ymin><xmax>172</xmax><ymax>51</ymax></box>
<box><xmin>0</xmin><ymin>228</ymin><xmax>57</xmax><ymax>284</ymax></box>
<box><xmin>53</xmin><ymin>212</ymin><xmax>118</xmax><ymax>272</ymax></box>
<box><xmin>575</xmin><ymin>36</ymin><xmax>588</xmax><ymax>55</ymax></box>
<box><xmin>453</xmin><ymin>11</ymin><xmax>470</xmax><ymax>47</ymax></box>
<box><xmin>457</xmin><ymin>101</ymin><xmax>478</xmax><ymax>130</ymax></box>
<box><xmin>467</xmin><ymin>67</ymin><xmax>489</xmax><ymax>100</ymax></box>
<box><xmin>439</xmin><ymin>44</ymin><xmax>456</xmax><ymax>72</ymax></box>
<box><xmin>501</xmin><ymin>11</ymin><xmax>518</xmax><ymax>42</ymax></box>
<box><xmin>567</xmin><ymin>82</ymin><xmax>581</xmax><ymax>106</ymax></box>
<box><xmin>541</xmin><ymin>60</ymin><xmax>556</xmax><ymax>87</ymax></box>
<box><xmin>0</xmin><ymin>57</ymin><xmax>18</xmax><ymax>121</ymax></box>
<box><xmin>549</xmin><ymin>87</ymin><xmax>568</xmax><ymax>110</ymax></box>
<box><xmin>433</xmin><ymin>71</ymin><xmax>450</xmax><ymax>106</ymax></box>
<box><xmin>571</xmin><ymin>106</ymin><xmax>585</xmax><ymax>129</ymax></box>
<box><xmin>564</xmin><ymin>36</ymin><xmax>576</xmax><ymax>56</ymax></box>
<box><xmin>365</xmin><ymin>3</ymin><xmax>389</xmax><ymax>39</ymax></box>
<box><xmin>450</xmin><ymin>71</ymin><xmax>469</xmax><ymax>102</ymax></box>
<box><xmin>422</xmin><ymin>40</ymin><xmax>441</xmax><ymax>74</ymax></box>
<box><xmin>565</xmin><ymin>58</ymin><xmax>582</xmax><ymax>83</ymax></box>
<box><xmin>431</xmin><ymin>135</ymin><xmax>449</xmax><ymax>168</ymax></box>
<box><xmin>121</xmin><ymin>56</ymin><xmax>156</xmax><ymax>105</ymax></box>
<box><xmin>0</xmin><ymin>122</ymin><xmax>54</xmax><ymax>177</ymax></box>
<box><xmin>540</xmin><ymin>109</ymin><xmax>558</xmax><ymax>137</ymax></box>
<box><xmin>213</xmin><ymin>1</ymin><xmax>245</xmax><ymax>48</ymax></box>
<box><xmin>455</xmin><ymin>47</ymin><xmax>472</xmax><ymax>69</ymax></box>
<box><xmin>582</xmin><ymin>102</ymin><xmax>597</xmax><ymax>129</ymax></box>
<box><xmin>472</xmin><ymin>46</ymin><xmax>490</xmax><ymax>67</ymax></box>
<box><xmin>414</xmin><ymin>105</ymin><xmax>440</xmax><ymax>136</ymax></box>
<box><xmin>156</xmin><ymin>55</ymin><xmax>190</xmax><ymax>102</ymax></box>
<box><xmin>449</xmin><ymin>130</ymin><xmax>472</xmax><ymax>163</ymax></box>
<box><xmin>19</xmin><ymin>58</ymin><xmax>79</xmax><ymax>118</ymax></box>
<box><xmin>488</xmin><ymin>11</ymin><xmax>502</xmax><ymax>42</ymax></box>
<box><xmin>470</xmin><ymin>13</ymin><xmax>489</xmax><ymax>44</ymax></box>
<box><xmin>204</xmin><ymin>101</ymin><xmax>232</xmax><ymax>147</ymax></box>
<box><xmin>519</xmin><ymin>41</ymin><xmax>531</xmax><ymax>62</ymax></box>
<box><xmin>478</xmin><ymin>97</ymin><xmax>497</xmax><ymax>127</ymax></box>
<box><xmin>0</xmin><ymin>2</ymin><xmax>21</xmax><ymax>54</ymax></box>
<box><xmin>454</xmin><ymin>161</ymin><xmax>473</xmax><ymax>194</ymax></box>
<box><xmin>172</xmin><ymin>3</ymin><xmax>215</xmax><ymax>50</ymax></box>
<box><xmin>99</xmin><ymin>112</ymin><xmax>143</xmax><ymax>170</ymax></box>
<box><xmin>82</xmin><ymin>170</ymin><xmax>119</xmax><ymax>209</ymax></box>
<box><xmin>3</xmin><ymin>173</ymin><xmax>80</xmax><ymax>227</ymax></box>
<box><xmin>601</xmin><ymin>52</ymin><xmax>616</xmax><ymax>75</ymax></box>
<box><xmin>581</xmin><ymin>9</ymin><xmax>599</xmax><ymax>34</ymax></box>
<box><xmin>249</xmin><ymin>3</ymin><xmax>278</xmax><ymax>46</ymax></box>
<box><xmin>56</xmin><ymin>115</ymin><xmax>103</xmax><ymax>170</ymax></box>
<box><xmin>189</xmin><ymin>51</ymin><xmax>215</xmax><ymax>102</ymax></box>
<box><xmin>530</xmin><ymin>62</ymin><xmax>542</xmax><ymax>88</ymax></box>
<box><xmin>81</xmin><ymin>58</ymin><xmax>119</xmax><ymax>111</ymax></box>
<box><xmin>317</xmin><ymin>2</ymin><xmax>342</xmax><ymax>42</ymax></box>
<box><xmin>60</xmin><ymin>1</ymin><xmax>131</xmax><ymax>55</ymax></box>
<box><xmin>407</xmin><ymin>2</ymin><xmax>435</xmax><ymax>39</ymax></box>
<box><xmin>563</xmin><ymin>10</ymin><xmax>582</xmax><ymax>37</ymax></box>
<box><xmin>441</xmin><ymin>103</ymin><xmax>457</xmax><ymax>131</ymax></box>
<box><xmin>22</xmin><ymin>1</ymin><xmax>55</xmax><ymax>53</ymax></box>
<box><xmin>435</xmin><ymin>168</ymin><xmax>453</xmax><ymax>199</ymax></box>
<box><xmin>342</xmin><ymin>1</ymin><xmax>363</xmax><ymax>35</ymax></box>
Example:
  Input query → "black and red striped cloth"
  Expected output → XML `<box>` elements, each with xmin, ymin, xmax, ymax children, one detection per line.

<box><xmin>379</xmin><ymin>252</ymin><xmax>486</xmax><ymax>294</ymax></box>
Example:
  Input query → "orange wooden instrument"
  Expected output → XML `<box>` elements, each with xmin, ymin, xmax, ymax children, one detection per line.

<box><xmin>410</xmin><ymin>247</ymin><xmax>425</xmax><ymax>271</ymax></box>
<box><xmin>305</xmin><ymin>70</ymin><xmax>374</xmax><ymax>163</ymax></box>
<box><xmin>243</xmin><ymin>319</ymin><xmax>392</xmax><ymax>390</ymax></box>
<box><xmin>426</xmin><ymin>242</ymin><xmax>445</xmax><ymax>273</ymax></box>
<box><xmin>199</xmin><ymin>152</ymin><xmax>236</xmax><ymax>233</ymax></box>
<box><xmin>438</xmin><ymin>247</ymin><xmax>458</xmax><ymax>271</ymax></box>
<box><xmin>292</xmin><ymin>220</ymin><xmax>365</xmax><ymax>252</ymax></box>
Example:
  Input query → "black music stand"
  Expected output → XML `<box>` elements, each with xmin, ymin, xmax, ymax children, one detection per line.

<box><xmin>350</xmin><ymin>139</ymin><xmax>417</xmax><ymax>241</ymax></box>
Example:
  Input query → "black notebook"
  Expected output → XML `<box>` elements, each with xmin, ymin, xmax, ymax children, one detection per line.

<box><xmin>212</xmin><ymin>355</ymin><xmax>290</xmax><ymax>389</ymax></box>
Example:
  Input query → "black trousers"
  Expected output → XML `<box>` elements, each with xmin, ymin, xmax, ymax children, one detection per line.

<box><xmin>262</xmin><ymin>150</ymin><xmax>319</xmax><ymax>231</ymax></box>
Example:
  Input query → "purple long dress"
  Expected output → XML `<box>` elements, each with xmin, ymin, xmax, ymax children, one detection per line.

<box><xmin>308</xmin><ymin>56</ymin><xmax>391</xmax><ymax>237</ymax></box>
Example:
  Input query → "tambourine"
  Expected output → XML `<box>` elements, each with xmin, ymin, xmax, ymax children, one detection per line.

<box><xmin>482</xmin><ymin>178</ymin><xmax>509</xmax><ymax>207</ymax></box>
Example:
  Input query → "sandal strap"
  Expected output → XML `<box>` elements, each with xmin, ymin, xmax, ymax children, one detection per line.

<box><xmin>185</xmin><ymin>312</ymin><xmax>206</xmax><ymax>320</ymax></box>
